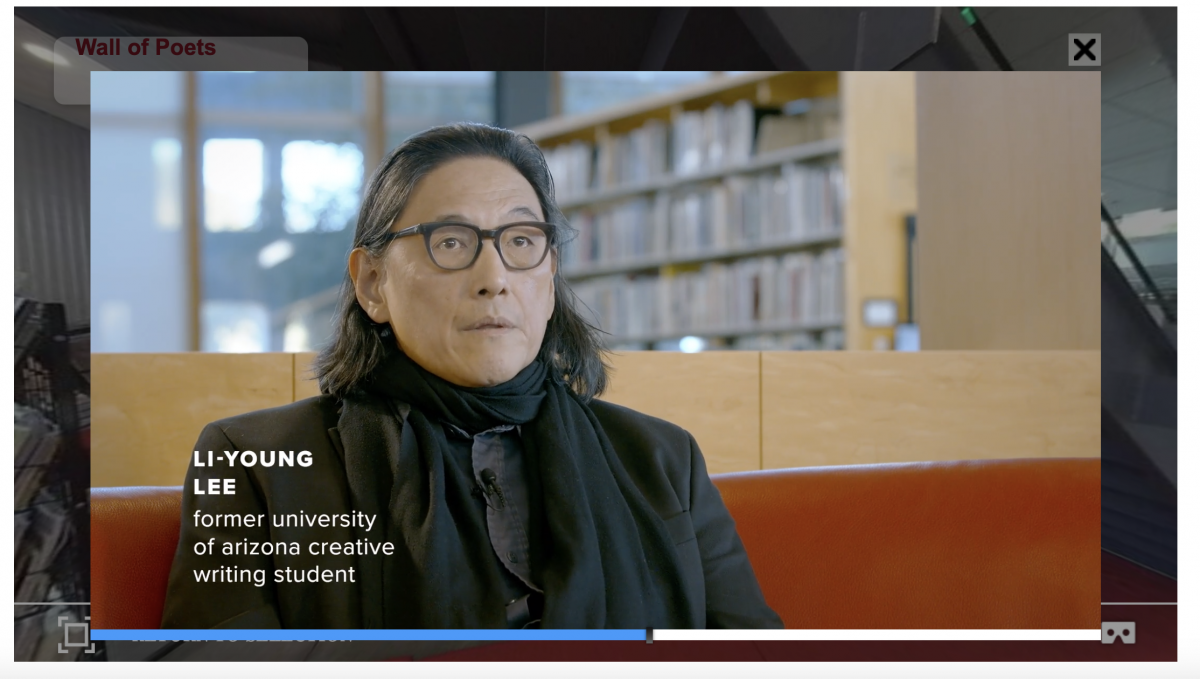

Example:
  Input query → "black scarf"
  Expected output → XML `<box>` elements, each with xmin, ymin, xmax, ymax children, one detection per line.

<box><xmin>337</xmin><ymin>347</ymin><xmax>696</xmax><ymax>629</ymax></box>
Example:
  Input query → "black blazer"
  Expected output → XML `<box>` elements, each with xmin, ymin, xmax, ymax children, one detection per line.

<box><xmin>161</xmin><ymin>395</ymin><xmax>783</xmax><ymax>629</ymax></box>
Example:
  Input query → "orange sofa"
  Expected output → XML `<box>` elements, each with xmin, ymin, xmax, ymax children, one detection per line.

<box><xmin>90</xmin><ymin>458</ymin><xmax>1099</xmax><ymax>630</ymax></box>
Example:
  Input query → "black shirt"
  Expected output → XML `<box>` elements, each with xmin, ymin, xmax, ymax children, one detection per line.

<box><xmin>443</xmin><ymin>422</ymin><xmax>543</xmax><ymax>628</ymax></box>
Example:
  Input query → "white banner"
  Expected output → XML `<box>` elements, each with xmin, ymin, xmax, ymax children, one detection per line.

<box><xmin>653</xmin><ymin>629</ymin><xmax>1100</xmax><ymax>641</ymax></box>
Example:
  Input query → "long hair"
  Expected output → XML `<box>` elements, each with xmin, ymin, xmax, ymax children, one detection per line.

<box><xmin>314</xmin><ymin>123</ymin><xmax>611</xmax><ymax>401</ymax></box>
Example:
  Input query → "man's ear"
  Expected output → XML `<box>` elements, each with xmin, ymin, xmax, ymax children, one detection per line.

<box><xmin>349</xmin><ymin>247</ymin><xmax>390</xmax><ymax>323</ymax></box>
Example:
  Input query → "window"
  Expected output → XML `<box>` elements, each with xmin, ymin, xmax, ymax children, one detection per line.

<box><xmin>202</xmin><ymin>300</ymin><xmax>270</xmax><ymax>353</ymax></box>
<box><xmin>202</xmin><ymin>138</ymin><xmax>265</xmax><ymax>232</ymax></box>
<box><xmin>560</xmin><ymin>71</ymin><xmax>712</xmax><ymax>115</ymax></box>
<box><xmin>385</xmin><ymin>71</ymin><xmax>495</xmax><ymax>148</ymax></box>
<box><xmin>94</xmin><ymin>71</ymin><xmax>499</xmax><ymax>352</ymax></box>
<box><xmin>151</xmin><ymin>139</ymin><xmax>183</xmax><ymax>231</ymax></box>
<box><xmin>197</xmin><ymin>72</ymin><xmax>367</xmax><ymax>352</ymax></box>
<box><xmin>91</xmin><ymin>71</ymin><xmax>188</xmax><ymax>352</ymax></box>
<box><xmin>281</xmin><ymin>140</ymin><xmax>363</xmax><ymax>234</ymax></box>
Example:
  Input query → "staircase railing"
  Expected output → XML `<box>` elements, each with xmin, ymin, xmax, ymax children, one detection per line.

<box><xmin>1101</xmin><ymin>203</ymin><xmax>1176</xmax><ymax>327</ymax></box>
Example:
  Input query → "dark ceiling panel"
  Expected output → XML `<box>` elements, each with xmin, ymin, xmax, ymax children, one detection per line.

<box><xmin>391</xmin><ymin>8</ymin><xmax>471</xmax><ymax>70</ymax></box>
<box><xmin>638</xmin><ymin>8</ymin><xmax>690</xmax><ymax>71</ymax></box>
<box><xmin>977</xmin><ymin>7</ymin><xmax>1109</xmax><ymax>62</ymax></box>
<box><xmin>1102</xmin><ymin>47</ymin><xmax>1170</xmax><ymax>100</ymax></box>
<box><xmin>662</xmin><ymin>8</ymin><xmax>775</xmax><ymax>71</ymax></box>
<box><xmin>545</xmin><ymin>8</ymin><xmax>660</xmax><ymax>70</ymax></box>
<box><xmin>336</xmin><ymin>9</ymin><xmax>404</xmax><ymax>70</ymax></box>
<box><xmin>56</xmin><ymin>6</ymin><xmax>345</xmax><ymax>40</ymax></box>
<box><xmin>759</xmin><ymin>8</ymin><xmax>861</xmax><ymax>70</ymax></box>
<box><xmin>362</xmin><ymin>8</ymin><xmax>417</xmax><ymax>70</ymax></box>
<box><xmin>1102</xmin><ymin>176</ymin><xmax>1174</xmax><ymax>215</ymax></box>
<box><xmin>895</xmin><ymin>24</ymin><xmax>980</xmax><ymax>71</ymax></box>
<box><xmin>1139</xmin><ymin>7</ymin><xmax>1176</xmax><ymax>78</ymax></box>
<box><xmin>1104</xmin><ymin>149</ymin><xmax>1176</xmax><ymax>192</ymax></box>
<box><xmin>1103</xmin><ymin>119</ymin><xmax>1175</xmax><ymax>165</ymax></box>
<box><xmin>1108</xmin><ymin>77</ymin><xmax>1177</xmax><ymax>127</ymax></box>
<box><xmin>857</xmin><ymin>7</ymin><xmax>938</xmax><ymax>70</ymax></box>
<box><xmin>733</xmin><ymin>8</ymin><xmax>807</xmax><ymax>70</ymax></box>
<box><xmin>1102</xmin><ymin>103</ymin><xmax>1142</xmax><ymax>131</ymax></box>
<box><xmin>454</xmin><ymin>8</ymin><xmax>547</xmax><ymax>70</ymax></box>
<box><xmin>16</xmin><ymin>6</ymin><xmax>137</xmax><ymax>37</ymax></box>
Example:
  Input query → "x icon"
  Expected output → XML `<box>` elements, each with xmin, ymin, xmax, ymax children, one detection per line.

<box><xmin>1073</xmin><ymin>38</ymin><xmax>1096</xmax><ymax>62</ymax></box>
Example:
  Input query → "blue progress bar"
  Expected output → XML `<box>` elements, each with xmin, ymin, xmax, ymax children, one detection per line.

<box><xmin>91</xmin><ymin>629</ymin><xmax>646</xmax><ymax>642</ymax></box>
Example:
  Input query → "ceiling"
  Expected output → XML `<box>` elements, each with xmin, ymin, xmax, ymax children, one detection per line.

<box><xmin>14</xmin><ymin>16</ymin><xmax>91</xmax><ymax>128</ymax></box>
<box><xmin>962</xmin><ymin>7</ymin><xmax>1177</xmax><ymax>217</ymax></box>
<box><xmin>14</xmin><ymin>7</ymin><xmax>1176</xmax><ymax>218</ymax></box>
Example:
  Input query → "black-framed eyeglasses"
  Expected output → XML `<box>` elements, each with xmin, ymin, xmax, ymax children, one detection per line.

<box><xmin>381</xmin><ymin>221</ymin><xmax>556</xmax><ymax>271</ymax></box>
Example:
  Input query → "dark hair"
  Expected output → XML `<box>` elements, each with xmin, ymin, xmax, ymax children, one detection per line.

<box><xmin>314</xmin><ymin>122</ymin><xmax>611</xmax><ymax>401</ymax></box>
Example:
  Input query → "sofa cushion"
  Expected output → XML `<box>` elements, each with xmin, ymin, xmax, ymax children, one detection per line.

<box><xmin>90</xmin><ymin>458</ymin><xmax>1100</xmax><ymax>630</ymax></box>
<box><xmin>90</xmin><ymin>486</ymin><xmax>182</xmax><ymax>629</ymax></box>
<box><xmin>712</xmin><ymin>458</ymin><xmax>1100</xmax><ymax>628</ymax></box>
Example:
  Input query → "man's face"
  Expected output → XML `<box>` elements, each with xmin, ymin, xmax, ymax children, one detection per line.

<box><xmin>351</xmin><ymin>156</ymin><xmax>556</xmax><ymax>388</ymax></box>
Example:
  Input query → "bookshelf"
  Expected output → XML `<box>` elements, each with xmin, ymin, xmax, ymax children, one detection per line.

<box><xmin>519</xmin><ymin>71</ymin><xmax>916</xmax><ymax>351</ymax></box>
<box><xmin>555</xmin><ymin>137</ymin><xmax>841</xmax><ymax>211</ymax></box>
<box><xmin>564</xmin><ymin>233</ymin><xmax>841</xmax><ymax>281</ymax></box>
<box><xmin>613</xmin><ymin>320</ymin><xmax>844</xmax><ymax>349</ymax></box>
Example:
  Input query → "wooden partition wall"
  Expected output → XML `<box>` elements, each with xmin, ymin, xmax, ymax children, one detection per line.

<box><xmin>91</xmin><ymin>351</ymin><xmax>1099</xmax><ymax>487</ymax></box>
<box><xmin>915</xmin><ymin>72</ymin><xmax>1101</xmax><ymax>350</ymax></box>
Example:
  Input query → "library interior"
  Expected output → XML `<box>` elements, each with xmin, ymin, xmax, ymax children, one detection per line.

<box><xmin>20</xmin><ymin>64</ymin><xmax>1175</xmax><ymax>654</ymax></box>
<box><xmin>80</xmin><ymin>70</ymin><xmax>1120</xmax><ymax>360</ymax></box>
<box><xmin>80</xmin><ymin>70</ymin><xmax>1104</xmax><ymax>483</ymax></box>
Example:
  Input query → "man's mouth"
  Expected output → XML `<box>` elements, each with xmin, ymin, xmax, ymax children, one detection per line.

<box><xmin>465</xmin><ymin>316</ymin><xmax>516</xmax><ymax>331</ymax></box>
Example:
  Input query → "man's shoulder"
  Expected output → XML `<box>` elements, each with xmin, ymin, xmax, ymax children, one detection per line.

<box><xmin>588</xmin><ymin>398</ymin><xmax>696</xmax><ymax>490</ymax></box>
<box><xmin>203</xmin><ymin>395</ymin><xmax>341</xmax><ymax>449</ymax></box>
<box><xmin>588</xmin><ymin>398</ymin><xmax>690</xmax><ymax>444</ymax></box>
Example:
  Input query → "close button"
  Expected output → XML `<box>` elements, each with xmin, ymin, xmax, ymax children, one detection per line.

<box><xmin>1069</xmin><ymin>33</ymin><xmax>1101</xmax><ymax>66</ymax></box>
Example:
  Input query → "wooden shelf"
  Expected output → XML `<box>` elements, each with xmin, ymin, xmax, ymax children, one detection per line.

<box><xmin>564</xmin><ymin>232</ymin><xmax>842</xmax><ymax>281</ymax></box>
<box><xmin>606</xmin><ymin>320</ymin><xmax>843</xmax><ymax>347</ymax></box>
<box><xmin>555</xmin><ymin>138</ymin><xmax>842</xmax><ymax>211</ymax></box>
<box><xmin>517</xmin><ymin>71</ymin><xmax>839</xmax><ymax>146</ymax></box>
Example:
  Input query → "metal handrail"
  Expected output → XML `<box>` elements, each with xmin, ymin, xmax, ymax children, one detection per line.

<box><xmin>1101</xmin><ymin>203</ymin><xmax>1176</xmax><ymax>325</ymax></box>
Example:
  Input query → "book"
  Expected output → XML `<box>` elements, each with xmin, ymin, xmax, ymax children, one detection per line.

<box><xmin>569</xmin><ymin>247</ymin><xmax>843</xmax><ymax>346</ymax></box>
<box><xmin>545</xmin><ymin>97</ymin><xmax>777</xmax><ymax>200</ymax></box>
<box><xmin>562</xmin><ymin>162</ymin><xmax>844</xmax><ymax>273</ymax></box>
<box><xmin>727</xmin><ymin>100</ymin><xmax>756</xmax><ymax>166</ymax></box>
<box><xmin>755</xmin><ymin>96</ymin><xmax>841</xmax><ymax>155</ymax></box>
<box><xmin>756</xmin><ymin>115</ymin><xmax>813</xmax><ymax>155</ymax></box>
<box><xmin>545</xmin><ymin>140</ymin><xmax>592</xmax><ymax>200</ymax></box>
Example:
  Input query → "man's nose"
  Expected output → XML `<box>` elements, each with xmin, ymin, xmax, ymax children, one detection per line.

<box><xmin>471</xmin><ymin>238</ymin><xmax>508</xmax><ymax>296</ymax></box>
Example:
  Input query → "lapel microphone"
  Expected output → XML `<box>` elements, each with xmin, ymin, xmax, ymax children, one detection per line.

<box><xmin>479</xmin><ymin>468</ymin><xmax>506</xmax><ymax>509</ymax></box>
